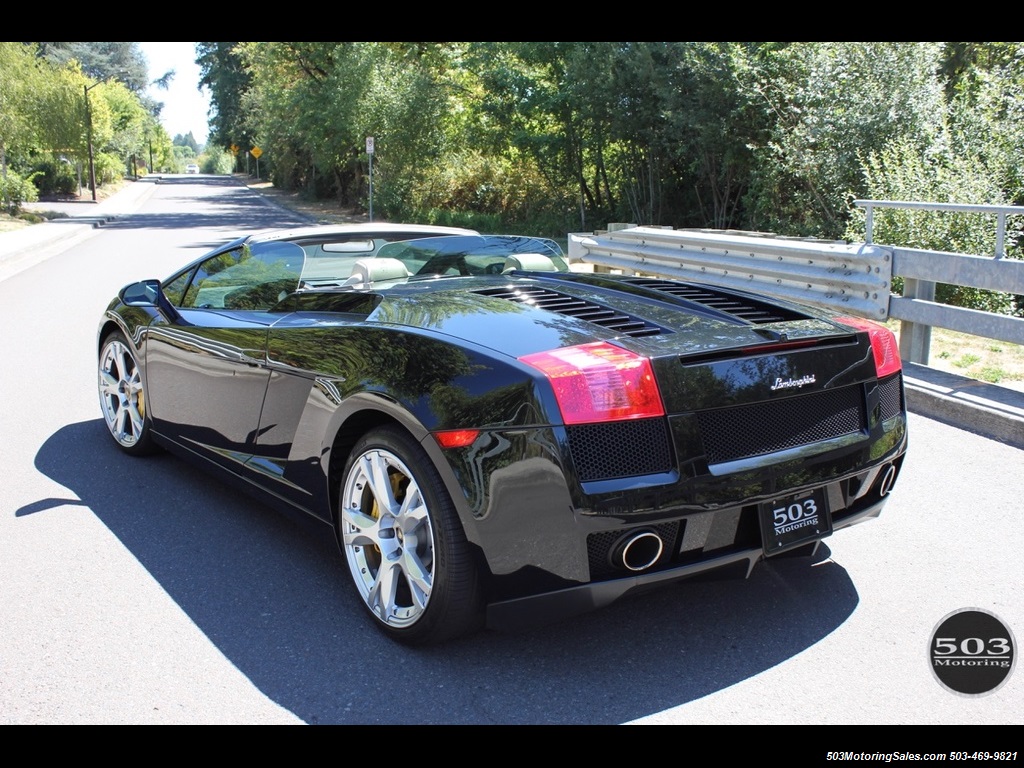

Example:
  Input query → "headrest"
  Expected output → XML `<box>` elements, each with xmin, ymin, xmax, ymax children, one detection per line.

<box><xmin>501</xmin><ymin>253</ymin><xmax>558</xmax><ymax>273</ymax></box>
<box><xmin>343</xmin><ymin>257</ymin><xmax>411</xmax><ymax>286</ymax></box>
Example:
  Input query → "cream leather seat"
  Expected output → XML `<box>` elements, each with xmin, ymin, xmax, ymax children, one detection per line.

<box><xmin>342</xmin><ymin>257</ymin><xmax>412</xmax><ymax>287</ymax></box>
<box><xmin>501</xmin><ymin>253</ymin><xmax>558</xmax><ymax>273</ymax></box>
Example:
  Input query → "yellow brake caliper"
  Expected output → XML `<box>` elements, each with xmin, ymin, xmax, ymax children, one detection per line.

<box><xmin>370</xmin><ymin>466</ymin><xmax>407</xmax><ymax>555</ymax></box>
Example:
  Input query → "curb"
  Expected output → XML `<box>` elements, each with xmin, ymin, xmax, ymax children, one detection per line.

<box><xmin>902</xmin><ymin>362</ymin><xmax>1024</xmax><ymax>449</ymax></box>
<box><xmin>0</xmin><ymin>220</ymin><xmax>105</xmax><ymax>283</ymax></box>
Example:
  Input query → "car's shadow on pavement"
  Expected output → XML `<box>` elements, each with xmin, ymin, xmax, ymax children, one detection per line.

<box><xmin>25</xmin><ymin>420</ymin><xmax>860</xmax><ymax>724</ymax></box>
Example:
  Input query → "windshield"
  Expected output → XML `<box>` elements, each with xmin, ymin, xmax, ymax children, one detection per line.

<box><xmin>375</xmin><ymin>235</ymin><xmax>568</xmax><ymax>278</ymax></box>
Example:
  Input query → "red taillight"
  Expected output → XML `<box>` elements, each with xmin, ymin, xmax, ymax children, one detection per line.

<box><xmin>519</xmin><ymin>341</ymin><xmax>665</xmax><ymax>425</ymax></box>
<box><xmin>837</xmin><ymin>317</ymin><xmax>902</xmax><ymax>378</ymax></box>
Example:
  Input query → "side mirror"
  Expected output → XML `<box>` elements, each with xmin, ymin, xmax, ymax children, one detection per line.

<box><xmin>119</xmin><ymin>279</ymin><xmax>184</xmax><ymax>324</ymax></box>
<box><xmin>120</xmin><ymin>279</ymin><xmax>161</xmax><ymax>306</ymax></box>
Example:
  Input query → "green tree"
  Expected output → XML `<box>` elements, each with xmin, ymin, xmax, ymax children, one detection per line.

<box><xmin>744</xmin><ymin>42</ymin><xmax>946</xmax><ymax>238</ymax></box>
<box><xmin>197</xmin><ymin>42</ymin><xmax>252</xmax><ymax>152</ymax></box>
<box><xmin>943</xmin><ymin>43</ymin><xmax>1024</xmax><ymax>206</ymax></box>
<box><xmin>235</xmin><ymin>42</ymin><xmax>456</xmax><ymax>215</ymax></box>
<box><xmin>44</xmin><ymin>65</ymin><xmax>94</xmax><ymax>155</ymax></box>
<box><xmin>848</xmin><ymin>42</ymin><xmax>1024</xmax><ymax>317</ymax></box>
<box><xmin>652</xmin><ymin>43</ymin><xmax>770</xmax><ymax>230</ymax></box>
<box><xmin>0</xmin><ymin>43</ymin><xmax>44</xmax><ymax>179</ymax></box>
<box><xmin>468</xmin><ymin>42</ymin><xmax>591</xmax><ymax>226</ymax></box>
<box><xmin>34</xmin><ymin>42</ymin><xmax>148</xmax><ymax>93</ymax></box>
<box><xmin>173</xmin><ymin>131</ymin><xmax>202</xmax><ymax>154</ymax></box>
<box><xmin>189</xmin><ymin>40</ymin><xmax>1024</xmax><ymax>255</ymax></box>
<box><xmin>101</xmin><ymin>80</ymin><xmax>154</xmax><ymax>178</ymax></box>
<box><xmin>465</xmin><ymin>43</ymin><xmax>767</xmax><ymax>232</ymax></box>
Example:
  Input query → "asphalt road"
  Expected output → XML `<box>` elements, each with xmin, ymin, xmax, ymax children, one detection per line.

<box><xmin>0</xmin><ymin>176</ymin><xmax>1021</xmax><ymax>726</ymax></box>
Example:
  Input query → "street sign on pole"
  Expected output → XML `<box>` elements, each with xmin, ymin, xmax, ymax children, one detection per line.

<box><xmin>250</xmin><ymin>146</ymin><xmax>262</xmax><ymax>180</ymax></box>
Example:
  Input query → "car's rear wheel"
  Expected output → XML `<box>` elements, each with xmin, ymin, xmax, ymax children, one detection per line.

<box><xmin>339</xmin><ymin>426</ymin><xmax>483</xmax><ymax>645</ymax></box>
<box><xmin>98</xmin><ymin>331</ymin><xmax>157</xmax><ymax>456</ymax></box>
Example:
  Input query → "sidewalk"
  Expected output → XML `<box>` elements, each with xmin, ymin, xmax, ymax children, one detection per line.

<box><xmin>0</xmin><ymin>176</ymin><xmax>159</xmax><ymax>283</ymax></box>
<box><xmin>1</xmin><ymin>176</ymin><xmax>1021</xmax><ymax>449</ymax></box>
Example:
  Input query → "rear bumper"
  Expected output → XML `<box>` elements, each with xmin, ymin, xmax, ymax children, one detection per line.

<box><xmin>485</xmin><ymin>493</ymin><xmax>889</xmax><ymax>632</ymax></box>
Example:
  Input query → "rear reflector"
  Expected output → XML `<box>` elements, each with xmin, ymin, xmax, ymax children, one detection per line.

<box><xmin>433</xmin><ymin>430</ymin><xmax>480</xmax><ymax>449</ymax></box>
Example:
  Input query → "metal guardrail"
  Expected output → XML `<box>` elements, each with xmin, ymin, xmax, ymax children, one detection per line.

<box><xmin>853</xmin><ymin>200</ymin><xmax>1024</xmax><ymax>362</ymax></box>
<box><xmin>569</xmin><ymin>203</ymin><xmax>1024</xmax><ymax>365</ymax></box>
<box><xmin>568</xmin><ymin>226</ymin><xmax>893</xmax><ymax>319</ymax></box>
<box><xmin>856</xmin><ymin>199</ymin><xmax>1022</xmax><ymax>259</ymax></box>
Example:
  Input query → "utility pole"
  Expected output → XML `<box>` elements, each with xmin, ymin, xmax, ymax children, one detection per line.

<box><xmin>84</xmin><ymin>83</ymin><xmax>99</xmax><ymax>201</ymax></box>
<box><xmin>83</xmin><ymin>73</ymin><xmax>123</xmax><ymax>200</ymax></box>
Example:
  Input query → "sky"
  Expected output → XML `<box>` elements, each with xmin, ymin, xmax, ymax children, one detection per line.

<box><xmin>138</xmin><ymin>42</ymin><xmax>211</xmax><ymax>145</ymax></box>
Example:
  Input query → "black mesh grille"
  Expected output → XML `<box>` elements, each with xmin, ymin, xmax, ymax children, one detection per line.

<box><xmin>566</xmin><ymin>418</ymin><xmax>673</xmax><ymax>482</ymax></box>
<box><xmin>696</xmin><ymin>386</ymin><xmax>866</xmax><ymax>465</ymax></box>
<box><xmin>878</xmin><ymin>373</ymin><xmax>903</xmax><ymax>421</ymax></box>
<box><xmin>623</xmin><ymin>278</ymin><xmax>809</xmax><ymax>324</ymax></box>
<box><xmin>475</xmin><ymin>286</ymin><xmax>666</xmax><ymax>337</ymax></box>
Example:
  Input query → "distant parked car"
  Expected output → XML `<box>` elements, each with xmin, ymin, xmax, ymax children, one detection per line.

<box><xmin>185</xmin><ymin>164</ymin><xmax>200</xmax><ymax>174</ymax></box>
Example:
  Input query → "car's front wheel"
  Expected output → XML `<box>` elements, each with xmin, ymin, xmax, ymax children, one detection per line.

<box><xmin>338</xmin><ymin>426</ymin><xmax>484</xmax><ymax>645</ymax></box>
<box><xmin>98</xmin><ymin>331</ymin><xmax>157</xmax><ymax>456</ymax></box>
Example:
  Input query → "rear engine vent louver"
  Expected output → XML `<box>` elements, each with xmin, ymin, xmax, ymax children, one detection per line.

<box><xmin>475</xmin><ymin>286</ymin><xmax>666</xmax><ymax>338</ymax></box>
<box><xmin>623</xmin><ymin>278</ymin><xmax>808</xmax><ymax>324</ymax></box>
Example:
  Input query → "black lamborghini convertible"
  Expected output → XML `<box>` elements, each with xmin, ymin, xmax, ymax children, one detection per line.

<box><xmin>97</xmin><ymin>224</ymin><xmax>908</xmax><ymax>645</ymax></box>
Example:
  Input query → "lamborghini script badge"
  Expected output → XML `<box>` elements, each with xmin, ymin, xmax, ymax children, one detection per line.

<box><xmin>771</xmin><ymin>374</ymin><xmax>817</xmax><ymax>391</ymax></box>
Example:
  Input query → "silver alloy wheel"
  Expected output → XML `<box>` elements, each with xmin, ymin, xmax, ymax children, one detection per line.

<box><xmin>341</xmin><ymin>446</ymin><xmax>435</xmax><ymax>629</ymax></box>
<box><xmin>98</xmin><ymin>336</ymin><xmax>147</xmax><ymax>449</ymax></box>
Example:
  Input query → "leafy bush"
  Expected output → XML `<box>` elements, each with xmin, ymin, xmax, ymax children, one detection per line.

<box><xmin>0</xmin><ymin>170</ymin><xmax>40</xmax><ymax>214</ymax></box>
<box><xmin>402</xmin><ymin>151</ymin><xmax>579</xmax><ymax>238</ymax></box>
<box><xmin>417</xmin><ymin>208</ymin><xmax>504</xmax><ymax>233</ymax></box>
<box><xmin>202</xmin><ymin>149</ymin><xmax>235</xmax><ymax>175</ymax></box>
<box><xmin>30</xmin><ymin>160</ymin><xmax>79</xmax><ymax>197</ymax></box>
<box><xmin>93</xmin><ymin>152</ymin><xmax>125</xmax><ymax>186</ymax></box>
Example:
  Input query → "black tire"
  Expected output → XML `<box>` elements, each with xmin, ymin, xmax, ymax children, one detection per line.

<box><xmin>338</xmin><ymin>425</ymin><xmax>484</xmax><ymax>645</ymax></box>
<box><xmin>97</xmin><ymin>331</ymin><xmax>158</xmax><ymax>456</ymax></box>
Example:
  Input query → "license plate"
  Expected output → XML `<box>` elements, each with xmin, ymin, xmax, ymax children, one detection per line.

<box><xmin>759</xmin><ymin>487</ymin><xmax>832</xmax><ymax>555</ymax></box>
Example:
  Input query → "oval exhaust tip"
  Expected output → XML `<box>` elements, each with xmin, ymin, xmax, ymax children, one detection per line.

<box><xmin>879</xmin><ymin>463</ymin><xmax>897</xmax><ymax>497</ymax></box>
<box><xmin>612</xmin><ymin>530</ymin><xmax>664</xmax><ymax>572</ymax></box>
